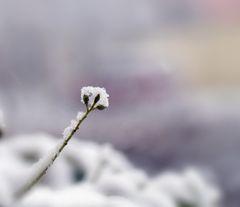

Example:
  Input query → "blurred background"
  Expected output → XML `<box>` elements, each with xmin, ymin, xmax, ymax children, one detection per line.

<box><xmin>0</xmin><ymin>0</ymin><xmax>240</xmax><ymax>206</ymax></box>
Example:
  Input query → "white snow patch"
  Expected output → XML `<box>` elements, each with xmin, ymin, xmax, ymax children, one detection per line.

<box><xmin>0</xmin><ymin>133</ymin><xmax>221</xmax><ymax>207</ymax></box>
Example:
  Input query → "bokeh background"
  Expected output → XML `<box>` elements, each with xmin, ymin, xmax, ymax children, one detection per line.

<box><xmin>0</xmin><ymin>0</ymin><xmax>240</xmax><ymax>206</ymax></box>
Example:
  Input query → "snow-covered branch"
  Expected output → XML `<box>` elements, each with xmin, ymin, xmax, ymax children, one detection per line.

<box><xmin>14</xmin><ymin>86</ymin><xmax>109</xmax><ymax>199</ymax></box>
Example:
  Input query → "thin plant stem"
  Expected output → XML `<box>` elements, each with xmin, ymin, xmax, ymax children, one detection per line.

<box><xmin>14</xmin><ymin>103</ymin><xmax>96</xmax><ymax>200</ymax></box>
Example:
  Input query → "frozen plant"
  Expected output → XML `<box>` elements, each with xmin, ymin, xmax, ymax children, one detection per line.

<box><xmin>14</xmin><ymin>86</ymin><xmax>109</xmax><ymax>200</ymax></box>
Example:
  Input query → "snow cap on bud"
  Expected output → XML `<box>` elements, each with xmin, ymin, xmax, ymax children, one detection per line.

<box><xmin>81</xmin><ymin>86</ymin><xmax>109</xmax><ymax>109</ymax></box>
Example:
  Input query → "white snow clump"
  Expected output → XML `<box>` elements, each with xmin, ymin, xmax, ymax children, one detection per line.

<box><xmin>0</xmin><ymin>134</ymin><xmax>221</xmax><ymax>207</ymax></box>
<box><xmin>81</xmin><ymin>86</ymin><xmax>109</xmax><ymax>109</ymax></box>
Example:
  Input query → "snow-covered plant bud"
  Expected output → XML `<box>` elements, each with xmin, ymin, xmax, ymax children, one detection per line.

<box><xmin>94</xmin><ymin>94</ymin><xmax>100</xmax><ymax>105</ymax></box>
<box><xmin>83</xmin><ymin>94</ymin><xmax>89</xmax><ymax>106</ymax></box>
<box><xmin>81</xmin><ymin>86</ymin><xmax>109</xmax><ymax>110</ymax></box>
<box><xmin>96</xmin><ymin>105</ymin><xmax>106</xmax><ymax>110</ymax></box>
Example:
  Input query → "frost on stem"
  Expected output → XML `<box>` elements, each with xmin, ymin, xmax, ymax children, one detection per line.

<box><xmin>15</xmin><ymin>86</ymin><xmax>109</xmax><ymax>200</ymax></box>
<box><xmin>62</xmin><ymin>112</ymin><xmax>84</xmax><ymax>139</ymax></box>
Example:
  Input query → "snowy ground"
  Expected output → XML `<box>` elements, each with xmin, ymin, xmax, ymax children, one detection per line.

<box><xmin>0</xmin><ymin>133</ymin><xmax>221</xmax><ymax>207</ymax></box>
